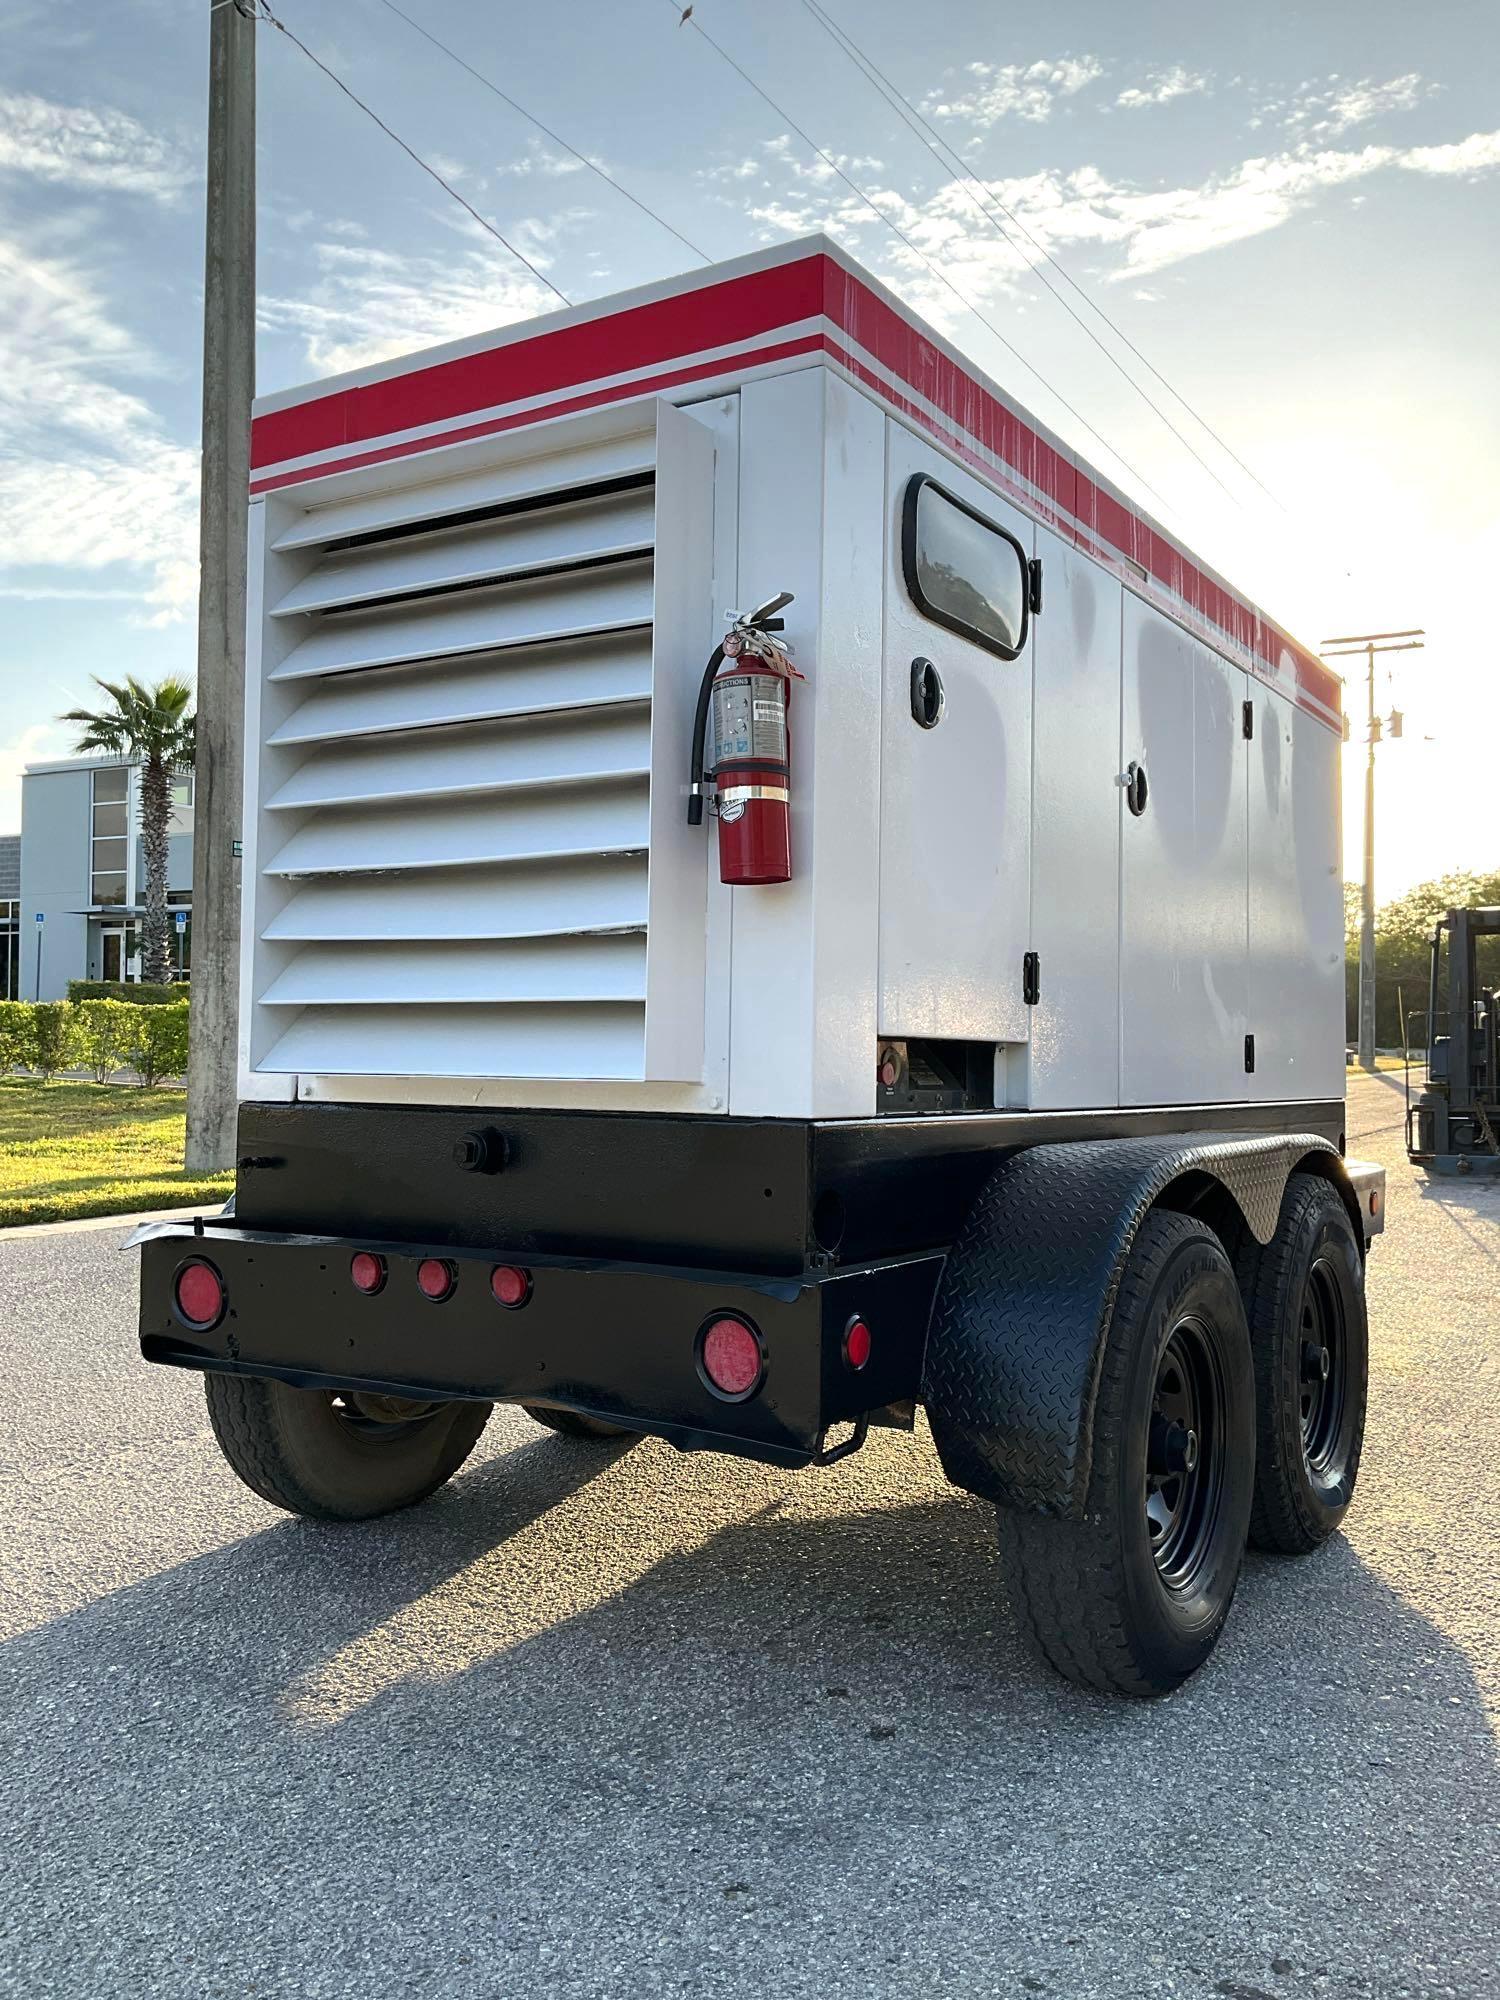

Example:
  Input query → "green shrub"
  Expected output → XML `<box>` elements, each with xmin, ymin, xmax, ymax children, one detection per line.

<box><xmin>28</xmin><ymin>1002</ymin><xmax>80</xmax><ymax>1081</ymax></box>
<box><xmin>68</xmin><ymin>979</ymin><xmax>187</xmax><ymax>1006</ymax></box>
<box><xmin>73</xmin><ymin>999</ymin><xmax>137</xmax><ymax>1083</ymax></box>
<box><xmin>0</xmin><ymin>1001</ymin><xmax>33</xmax><ymax>1075</ymax></box>
<box><xmin>122</xmin><ymin>999</ymin><xmax>190</xmax><ymax>1086</ymax></box>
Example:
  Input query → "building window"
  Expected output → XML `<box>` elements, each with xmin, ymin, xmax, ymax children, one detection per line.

<box><xmin>0</xmin><ymin>900</ymin><xmax>18</xmax><ymax>1001</ymax></box>
<box><xmin>91</xmin><ymin>767</ymin><xmax>128</xmax><ymax>909</ymax></box>
<box><xmin>901</xmin><ymin>473</ymin><xmax>1032</xmax><ymax>661</ymax></box>
<box><xmin>170</xmin><ymin>771</ymin><xmax>194</xmax><ymax>809</ymax></box>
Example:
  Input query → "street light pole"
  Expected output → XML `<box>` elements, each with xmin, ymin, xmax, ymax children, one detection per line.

<box><xmin>185</xmin><ymin>0</ymin><xmax>256</xmax><ymax>1173</ymax></box>
<box><xmin>1321</xmin><ymin>628</ymin><xmax>1425</xmax><ymax>1071</ymax></box>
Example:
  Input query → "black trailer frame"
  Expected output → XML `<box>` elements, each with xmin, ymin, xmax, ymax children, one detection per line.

<box><xmin>136</xmin><ymin>1096</ymin><xmax>1379</xmax><ymax>1505</ymax></box>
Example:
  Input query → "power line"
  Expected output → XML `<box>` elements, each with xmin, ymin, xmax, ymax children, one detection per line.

<box><xmin>795</xmin><ymin>0</ymin><xmax>1243</xmax><ymax>508</ymax></box>
<box><xmin>659</xmin><ymin>0</ymin><xmax>1175</xmax><ymax>516</ymax></box>
<box><xmin>798</xmin><ymin>0</ymin><xmax>1289</xmax><ymax>515</ymax></box>
<box><xmin>254</xmin><ymin>2</ymin><xmax>571</xmax><ymax>306</ymax></box>
<box><xmin>369</xmin><ymin>0</ymin><xmax>712</xmax><ymax>266</ymax></box>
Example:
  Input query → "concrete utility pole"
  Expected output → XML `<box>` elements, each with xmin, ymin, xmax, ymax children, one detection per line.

<box><xmin>186</xmin><ymin>0</ymin><xmax>256</xmax><ymax>1173</ymax></box>
<box><xmin>1320</xmin><ymin>628</ymin><xmax>1424</xmax><ymax>1072</ymax></box>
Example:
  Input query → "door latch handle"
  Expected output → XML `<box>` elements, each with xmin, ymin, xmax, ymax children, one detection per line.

<box><xmin>1117</xmin><ymin>762</ymin><xmax>1149</xmax><ymax>816</ymax></box>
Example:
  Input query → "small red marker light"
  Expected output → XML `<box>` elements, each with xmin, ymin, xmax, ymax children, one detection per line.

<box><xmin>416</xmin><ymin>1258</ymin><xmax>456</xmax><ymax>1302</ymax></box>
<box><xmin>844</xmin><ymin>1316</ymin><xmax>872</xmax><ymax>1371</ymax></box>
<box><xmin>350</xmin><ymin>1251</ymin><xmax>385</xmax><ymax>1295</ymax></box>
<box><xmin>175</xmin><ymin>1260</ymin><xmax>225</xmax><ymax>1329</ymax></box>
<box><xmin>699</xmin><ymin>1315</ymin><xmax>764</xmax><ymax>1399</ymax></box>
<box><xmin>490</xmin><ymin>1263</ymin><xmax>532</xmax><ymax>1308</ymax></box>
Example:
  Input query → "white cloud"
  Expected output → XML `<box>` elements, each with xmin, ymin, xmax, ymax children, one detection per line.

<box><xmin>1402</xmin><ymin>130</ymin><xmax>1500</xmax><ymax>176</ymax></box>
<box><xmin>701</xmin><ymin>118</ymin><xmax>1500</xmax><ymax>314</ymax></box>
<box><xmin>1285</xmin><ymin>73</ymin><xmax>1437</xmax><ymax>138</ymax></box>
<box><xmin>0</xmin><ymin>88</ymin><xmax>190</xmax><ymax>200</ymax></box>
<box><xmin>496</xmin><ymin>137</ymin><xmax>589</xmax><ymax>179</ymax></box>
<box><xmin>1116</xmin><ymin>67</ymin><xmax>1212</xmax><ymax>111</ymax></box>
<box><xmin>0</xmin><ymin>236</ymin><xmax>199</xmax><ymax>624</ymax></box>
<box><xmin>259</xmin><ymin>219</ymin><xmax>572</xmax><ymax>376</ymax></box>
<box><xmin>924</xmin><ymin>56</ymin><xmax>1105</xmax><ymax>129</ymax></box>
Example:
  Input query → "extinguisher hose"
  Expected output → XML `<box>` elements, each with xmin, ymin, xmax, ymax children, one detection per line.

<box><xmin>686</xmin><ymin>643</ymin><xmax>725</xmax><ymax>827</ymax></box>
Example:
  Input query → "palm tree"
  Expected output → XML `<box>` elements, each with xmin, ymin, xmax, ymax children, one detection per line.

<box><xmin>62</xmin><ymin>677</ymin><xmax>196</xmax><ymax>986</ymax></box>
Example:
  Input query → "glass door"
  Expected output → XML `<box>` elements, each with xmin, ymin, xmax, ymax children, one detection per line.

<box><xmin>100</xmin><ymin>926</ymin><xmax>126</xmax><ymax>983</ymax></box>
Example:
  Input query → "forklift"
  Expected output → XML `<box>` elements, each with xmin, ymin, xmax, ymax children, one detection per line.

<box><xmin>1407</xmin><ymin>907</ymin><xmax>1500</xmax><ymax>1174</ymax></box>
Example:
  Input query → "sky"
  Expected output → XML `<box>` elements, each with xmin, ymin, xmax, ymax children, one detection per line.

<box><xmin>1</xmin><ymin>0</ymin><xmax>1497</xmax><ymax>901</ymax></box>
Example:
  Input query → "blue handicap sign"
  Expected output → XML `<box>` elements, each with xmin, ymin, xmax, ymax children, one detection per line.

<box><xmin>34</xmin><ymin>911</ymin><xmax>43</xmax><ymax>925</ymax></box>
<box><xmin>174</xmin><ymin>911</ymin><xmax>187</xmax><ymax>931</ymax></box>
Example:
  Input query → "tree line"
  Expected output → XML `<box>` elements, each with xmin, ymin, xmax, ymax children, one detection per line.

<box><xmin>1345</xmin><ymin>869</ymin><xmax>1500</xmax><ymax>1049</ymax></box>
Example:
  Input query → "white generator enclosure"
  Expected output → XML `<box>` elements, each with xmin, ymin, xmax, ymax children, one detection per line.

<box><xmin>241</xmin><ymin>235</ymin><xmax>1345</xmax><ymax>1122</ymax></box>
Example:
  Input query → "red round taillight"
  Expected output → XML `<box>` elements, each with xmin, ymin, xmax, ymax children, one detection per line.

<box><xmin>416</xmin><ymin>1258</ymin><xmax>456</xmax><ymax>1302</ymax></box>
<box><xmin>698</xmin><ymin>1315</ymin><xmax>764</xmax><ymax>1400</ymax></box>
<box><xmin>350</xmin><ymin>1251</ymin><xmax>386</xmax><ymax>1295</ymax></box>
<box><xmin>174</xmin><ymin>1259</ymin><xmax>225</xmax><ymax>1329</ymax></box>
<box><xmin>844</xmin><ymin>1316</ymin><xmax>872</xmax><ymax>1371</ymax></box>
<box><xmin>490</xmin><ymin>1264</ymin><xmax>532</xmax><ymax>1309</ymax></box>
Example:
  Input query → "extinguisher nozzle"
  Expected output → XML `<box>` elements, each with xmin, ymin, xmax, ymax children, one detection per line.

<box><xmin>687</xmin><ymin>795</ymin><xmax>705</xmax><ymax>827</ymax></box>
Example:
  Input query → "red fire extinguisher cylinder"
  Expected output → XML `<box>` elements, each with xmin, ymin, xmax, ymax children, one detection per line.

<box><xmin>710</xmin><ymin>665</ymin><xmax>792</xmax><ymax>885</ymax></box>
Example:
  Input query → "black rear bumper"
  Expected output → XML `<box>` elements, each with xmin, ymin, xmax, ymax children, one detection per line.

<box><xmin>135</xmin><ymin>1220</ymin><xmax>940</xmax><ymax>1469</ymax></box>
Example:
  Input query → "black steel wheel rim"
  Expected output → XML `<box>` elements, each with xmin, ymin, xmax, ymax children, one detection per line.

<box><xmin>1299</xmin><ymin>1256</ymin><xmax>1348</xmax><ymax>1476</ymax></box>
<box><xmin>329</xmin><ymin>1391</ymin><xmax>443</xmax><ymax>1442</ymax></box>
<box><xmin>1145</xmin><ymin>1313</ymin><xmax>1228</xmax><ymax>1592</ymax></box>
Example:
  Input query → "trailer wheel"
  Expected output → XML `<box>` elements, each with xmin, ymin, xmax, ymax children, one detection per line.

<box><xmin>203</xmin><ymin>1374</ymin><xmax>491</xmax><ymax>1522</ymax></box>
<box><xmin>521</xmin><ymin>1404</ymin><xmax>630</xmax><ymax>1441</ymax></box>
<box><xmin>993</xmin><ymin>1211</ymin><xmax>1255</xmax><ymax>1696</ymax></box>
<box><xmin>1236</xmin><ymin>1173</ymin><xmax>1368</xmax><ymax>1554</ymax></box>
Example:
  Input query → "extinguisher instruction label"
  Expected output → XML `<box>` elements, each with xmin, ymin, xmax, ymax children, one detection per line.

<box><xmin>711</xmin><ymin>673</ymin><xmax>788</xmax><ymax>768</ymax></box>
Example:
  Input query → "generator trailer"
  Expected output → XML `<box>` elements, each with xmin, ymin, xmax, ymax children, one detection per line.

<box><xmin>135</xmin><ymin>236</ymin><xmax>1385</xmax><ymax>1695</ymax></box>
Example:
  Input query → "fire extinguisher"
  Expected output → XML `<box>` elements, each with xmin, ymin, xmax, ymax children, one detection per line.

<box><xmin>686</xmin><ymin>591</ymin><xmax>803</xmax><ymax>885</ymax></box>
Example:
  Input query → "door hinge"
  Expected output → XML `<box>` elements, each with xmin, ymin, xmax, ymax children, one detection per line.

<box><xmin>1242</xmin><ymin>699</ymin><xmax>1254</xmax><ymax>740</ymax></box>
<box><xmin>1027</xmin><ymin>558</ymin><xmax>1044</xmax><ymax>616</ymax></box>
<box><xmin>1244</xmin><ymin>1033</ymin><xmax>1256</xmax><ymax>1074</ymax></box>
<box><xmin>1023</xmin><ymin>951</ymin><xmax>1041</xmax><ymax>1006</ymax></box>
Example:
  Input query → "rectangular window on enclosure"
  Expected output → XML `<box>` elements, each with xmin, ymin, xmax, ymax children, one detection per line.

<box><xmin>91</xmin><ymin>766</ymin><xmax>128</xmax><ymax>805</ymax></box>
<box><xmin>170</xmin><ymin>771</ymin><xmax>193</xmax><ymax>808</ymax></box>
<box><xmin>901</xmin><ymin>474</ymin><xmax>1031</xmax><ymax>661</ymax></box>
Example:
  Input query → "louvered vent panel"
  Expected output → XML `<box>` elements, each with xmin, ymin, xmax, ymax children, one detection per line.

<box><xmin>253</xmin><ymin>458</ymin><xmax>666</xmax><ymax>1082</ymax></box>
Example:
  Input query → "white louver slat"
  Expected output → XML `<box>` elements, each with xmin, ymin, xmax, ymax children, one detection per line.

<box><xmin>246</xmin><ymin>401</ymin><xmax>717</xmax><ymax>1086</ymax></box>
<box><xmin>270</xmin><ymin>488</ymin><xmax>655</xmax><ymax>619</ymax></box>
<box><xmin>266</xmin><ymin>631</ymin><xmax>653</xmax><ymax>748</ymax></box>
<box><xmin>268</xmin><ymin>559</ymin><xmax>654</xmax><ymax>683</ymax></box>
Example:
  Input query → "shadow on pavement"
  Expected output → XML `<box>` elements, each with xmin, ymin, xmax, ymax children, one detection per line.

<box><xmin>1</xmin><ymin>1425</ymin><xmax>1496</xmax><ymax>1998</ymax></box>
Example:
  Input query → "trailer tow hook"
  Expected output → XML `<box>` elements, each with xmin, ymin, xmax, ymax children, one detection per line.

<box><xmin>815</xmin><ymin>1416</ymin><xmax>870</xmax><ymax>1467</ymax></box>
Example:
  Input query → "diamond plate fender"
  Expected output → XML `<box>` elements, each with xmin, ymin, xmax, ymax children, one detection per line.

<box><xmin>921</xmin><ymin>1131</ymin><xmax>1340</xmax><ymax>1515</ymax></box>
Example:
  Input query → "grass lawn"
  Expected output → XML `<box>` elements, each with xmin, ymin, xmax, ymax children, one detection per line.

<box><xmin>0</xmin><ymin>1079</ymin><xmax>233</xmax><ymax>1228</ymax></box>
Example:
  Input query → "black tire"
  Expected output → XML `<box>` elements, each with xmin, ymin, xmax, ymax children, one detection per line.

<box><xmin>521</xmin><ymin>1403</ymin><xmax>630</xmax><ymax>1440</ymax></box>
<box><xmin>1236</xmin><ymin>1173</ymin><xmax>1368</xmax><ymax>1555</ymax></box>
<box><xmin>996</xmin><ymin>1211</ymin><xmax>1255</xmax><ymax>1696</ymax></box>
<box><xmin>204</xmin><ymin>1373</ymin><xmax>492</xmax><ymax>1521</ymax></box>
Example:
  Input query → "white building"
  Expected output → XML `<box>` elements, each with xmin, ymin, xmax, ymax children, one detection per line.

<box><xmin>7</xmin><ymin>757</ymin><xmax>194</xmax><ymax>999</ymax></box>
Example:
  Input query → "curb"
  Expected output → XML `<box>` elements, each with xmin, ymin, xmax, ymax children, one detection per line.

<box><xmin>0</xmin><ymin>1204</ymin><xmax>211</xmax><ymax>1241</ymax></box>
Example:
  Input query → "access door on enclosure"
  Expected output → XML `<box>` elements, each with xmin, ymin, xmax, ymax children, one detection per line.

<box><xmin>878</xmin><ymin>427</ymin><xmax>1036</xmax><ymax>1046</ymax></box>
<box><xmin>1119</xmin><ymin>597</ymin><xmax>1249</xmax><ymax>1105</ymax></box>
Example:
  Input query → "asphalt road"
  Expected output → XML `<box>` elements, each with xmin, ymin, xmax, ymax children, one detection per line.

<box><xmin>1</xmin><ymin>1072</ymin><xmax>1496</xmax><ymax>2000</ymax></box>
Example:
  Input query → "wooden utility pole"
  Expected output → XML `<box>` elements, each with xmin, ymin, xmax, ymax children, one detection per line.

<box><xmin>1321</xmin><ymin>628</ymin><xmax>1424</xmax><ymax>1072</ymax></box>
<box><xmin>186</xmin><ymin>0</ymin><xmax>256</xmax><ymax>1172</ymax></box>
